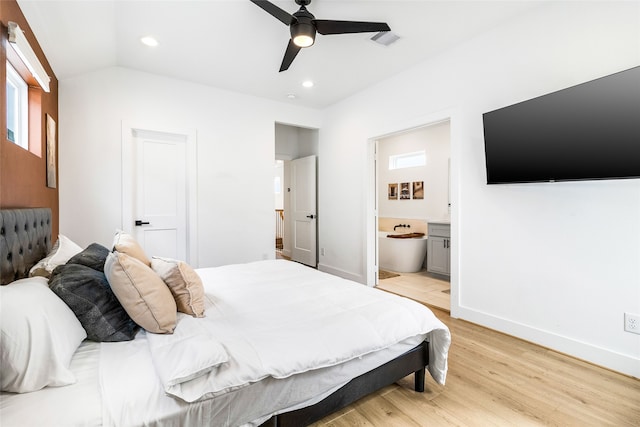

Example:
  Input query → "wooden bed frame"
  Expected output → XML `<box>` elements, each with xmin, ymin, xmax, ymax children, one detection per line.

<box><xmin>0</xmin><ymin>207</ymin><xmax>430</xmax><ymax>427</ymax></box>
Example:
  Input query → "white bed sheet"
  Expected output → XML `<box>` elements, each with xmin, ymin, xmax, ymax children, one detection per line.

<box><xmin>0</xmin><ymin>340</ymin><xmax>102</xmax><ymax>427</ymax></box>
<box><xmin>0</xmin><ymin>260</ymin><xmax>450</xmax><ymax>427</ymax></box>
<box><xmin>100</xmin><ymin>331</ymin><xmax>426</xmax><ymax>427</ymax></box>
<box><xmin>0</xmin><ymin>332</ymin><xmax>424</xmax><ymax>427</ymax></box>
<box><xmin>143</xmin><ymin>260</ymin><xmax>449</xmax><ymax>405</ymax></box>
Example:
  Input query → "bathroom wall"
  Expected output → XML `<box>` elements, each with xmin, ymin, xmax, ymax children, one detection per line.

<box><xmin>378</xmin><ymin>121</ymin><xmax>450</xmax><ymax>222</ymax></box>
<box><xmin>378</xmin><ymin>217</ymin><xmax>428</xmax><ymax>234</ymax></box>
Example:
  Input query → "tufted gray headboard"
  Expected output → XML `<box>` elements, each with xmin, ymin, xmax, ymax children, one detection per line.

<box><xmin>0</xmin><ymin>208</ymin><xmax>52</xmax><ymax>285</ymax></box>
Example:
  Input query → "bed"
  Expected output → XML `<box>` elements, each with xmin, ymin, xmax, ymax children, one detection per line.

<box><xmin>0</xmin><ymin>208</ymin><xmax>450</xmax><ymax>427</ymax></box>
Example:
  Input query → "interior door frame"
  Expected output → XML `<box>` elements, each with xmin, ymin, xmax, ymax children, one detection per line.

<box><xmin>366</xmin><ymin>109</ymin><xmax>457</xmax><ymax>316</ymax></box>
<box><xmin>121</xmin><ymin>121</ymin><xmax>199</xmax><ymax>266</ymax></box>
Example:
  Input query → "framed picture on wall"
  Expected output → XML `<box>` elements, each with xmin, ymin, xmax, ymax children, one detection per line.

<box><xmin>412</xmin><ymin>181</ymin><xmax>424</xmax><ymax>199</ymax></box>
<box><xmin>46</xmin><ymin>114</ymin><xmax>56</xmax><ymax>189</ymax></box>
<box><xmin>400</xmin><ymin>182</ymin><xmax>410</xmax><ymax>200</ymax></box>
<box><xmin>388</xmin><ymin>183</ymin><xmax>398</xmax><ymax>200</ymax></box>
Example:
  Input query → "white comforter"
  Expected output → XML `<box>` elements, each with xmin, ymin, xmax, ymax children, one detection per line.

<box><xmin>142</xmin><ymin>260</ymin><xmax>450</xmax><ymax>404</ymax></box>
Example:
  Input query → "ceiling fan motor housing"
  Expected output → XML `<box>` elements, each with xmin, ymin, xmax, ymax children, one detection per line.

<box><xmin>291</xmin><ymin>7</ymin><xmax>316</xmax><ymax>47</ymax></box>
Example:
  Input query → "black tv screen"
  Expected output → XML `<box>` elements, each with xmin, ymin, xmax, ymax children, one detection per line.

<box><xmin>482</xmin><ymin>66</ymin><xmax>640</xmax><ymax>184</ymax></box>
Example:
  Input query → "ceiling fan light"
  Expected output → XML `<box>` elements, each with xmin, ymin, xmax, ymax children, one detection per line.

<box><xmin>291</xmin><ymin>23</ymin><xmax>316</xmax><ymax>47</ymax></box>
<box><xmin>293</xmin><ymin>34</ymin><xmax>314</xmax><ymax>47</ymax></box>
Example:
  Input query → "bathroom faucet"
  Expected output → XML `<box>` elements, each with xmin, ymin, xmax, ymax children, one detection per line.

<box><xmin>393</xmin><ymin>224</ymin><xmax>410</xmax><ymax>231</ymax></box>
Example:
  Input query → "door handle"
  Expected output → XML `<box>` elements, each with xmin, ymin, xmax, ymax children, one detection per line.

<box><xmin>135</xmin><ymin>220</ymin><xmax>150</xmax><ymax>226</ymax></box>
<box><xmin>306</xmin><ymin>214</ymin><xmax>315</xmax><ymax>219</ymax></box>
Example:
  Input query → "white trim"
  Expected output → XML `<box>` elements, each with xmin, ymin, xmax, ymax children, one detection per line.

<box><xmin>365</xmin><ymin>140</ymin><xmax>378</xmax><ymax>287</ymax></box>
<box><xmin>365</xmin><ymin>108</ymin><xmax>459</xmax><ymax>315</ymax></box>
<box><xmin>457</xmin><ymin>305</ymin><xmax>640</xmax><ymax>378</ymax></box>
<box><xmin>318</xmin><ymin>263</ymin><xmax>364</xmax><ymax>284</ymax></box>
<box><xmin>121</xmin><ymin>121</ymin><xmax>199</xmax><ymax>266</ymax></box>
<box><xmin>5</xmin><ymin>61</ymin><xmax>28</xmax><ymax>149</ymax></box>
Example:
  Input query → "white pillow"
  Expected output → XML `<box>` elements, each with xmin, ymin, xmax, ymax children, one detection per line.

<box><xmin>0</xmin><ymin>277</ymin><xmax>87</xmax><ymax>393</ymax></box>
<box><xmin>29</xmin><ymin>234</ymin><xmax>83</xmax><ymax>278</ymax></box>
<box><xmin>146</xmin><ymin>313</ymin><xmax>228</xmax><ymax>387</ymax></box>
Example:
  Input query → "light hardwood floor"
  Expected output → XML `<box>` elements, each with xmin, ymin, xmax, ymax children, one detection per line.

<box><xmin>311</xmin><ymin>306</ymin><xmax>640</xmax><ymax>426</ymax></box>
<box><xmin>376</xmin><ymin>269</ymin><xmax>451</xmax><ymax>312</ymax></box>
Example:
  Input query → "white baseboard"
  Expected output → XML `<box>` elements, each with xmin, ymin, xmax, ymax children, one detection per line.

<box><xmin>457</xmin><ymin>306</ymin><xmax>640</xmax><ymax>379</ymax></box>
<box><xmin>318</xmin><ymin>263</ymin><xmax>365</xmax><ymax>284</ymax></box>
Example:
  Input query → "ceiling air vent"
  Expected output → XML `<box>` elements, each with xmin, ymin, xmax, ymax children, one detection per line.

<box><xmin>370</xmin><ymin>31</ymin><xmax>400</xmax><ymax>46</ymax></box>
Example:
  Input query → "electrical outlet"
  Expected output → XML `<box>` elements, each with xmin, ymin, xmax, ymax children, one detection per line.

<box><xmin>624</xmin><ymin>313</ymin><xmax>640</xmax><ymax>335</ymax></box>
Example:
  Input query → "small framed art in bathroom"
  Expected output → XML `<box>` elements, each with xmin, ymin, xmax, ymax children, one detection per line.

<box><xmin>388</xmin><ymin>183</ymin><xmax>398</xmax><ymax>200</ymax></box>
<box><xmin>400</xmin><ymin>182</ymin><xmax>410</xmax><ymax>200</ymax></box>
<box><xmin>413</xmin><ymin>181</ymin><xmax>424</xmax><ymax>199</ymax></box>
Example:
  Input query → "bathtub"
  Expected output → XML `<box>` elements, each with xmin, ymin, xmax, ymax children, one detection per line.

<box><xmin>378</xmin><ymin>231</ymin><xmax>428</xmax><ymax>273</ymax></box>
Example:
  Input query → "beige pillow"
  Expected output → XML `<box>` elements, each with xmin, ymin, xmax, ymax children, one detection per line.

<box><xmin>151</xmin><ymin>257</ymin><xmax>205</xmax><ymax>318</ymax></box>
<box><xmin>104</xmin><ymin>252</ymin><xmax>176</xmax><ymax>334</ymax></box>
<box><xmin>112</xmin><ymin>230</ymin><xmax>150</xmax><ymax>266</ymax></box>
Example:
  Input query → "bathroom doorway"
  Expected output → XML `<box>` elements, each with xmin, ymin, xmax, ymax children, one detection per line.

<box><xmin>374</xmin><ymin>120</ymin><xmax>451</xmax><ymax>312</ymax></box>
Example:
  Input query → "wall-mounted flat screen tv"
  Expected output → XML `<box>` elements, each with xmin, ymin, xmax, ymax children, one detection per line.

<box><xmin>482</xmin><ymin>66</ymin><xmax>640</xmax><ymax>184</ymax></box>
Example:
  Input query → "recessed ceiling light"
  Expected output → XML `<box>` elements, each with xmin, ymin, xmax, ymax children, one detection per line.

<box><xmin>302</xmin><ymin>80</ymin><xmax>314</xmax><ymax>88</ymax></box>
<box><xmin>287</xmin><ymin>93</ymin><xmax>297</xmax><ymax>99</ymax></box>
<box><xmin>140</xmin><ymin>36</ymin><xmax>159</xmax><ymax>47</ymax></box>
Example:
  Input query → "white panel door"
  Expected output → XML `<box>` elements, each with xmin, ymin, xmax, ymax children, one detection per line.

<box><xmin>132</xmin><ymin>130</ymin><xmax>187</xmax><ymax>260</ymax></box>
<box><xmin>291</xmin><ymin>155</ymin><xmax>317</xmax><ymax>267</ymax></box>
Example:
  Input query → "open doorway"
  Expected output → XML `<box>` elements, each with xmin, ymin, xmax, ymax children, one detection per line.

<box><xmin>274</xmin><ymin>160</ymin><xmax>286</xmax><ymax>257</ymax></box>
<box><xmin>372</xmin><ymin>120</ymin><xmax>451</xmax><ymax>312</ymax></box>
<box><xmin>274</xmin><ymin>123</ymin><xmax>319</xmax><ymax>265</ymax></box>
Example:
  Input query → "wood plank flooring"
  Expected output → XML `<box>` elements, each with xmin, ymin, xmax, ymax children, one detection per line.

<box><xmin>376</xmin><ymin>269</ymin><xmax>451</xmax><ymax>312</ymax></box>
<box><xmin>310</xmin><ymin>307</ymin><xmax>640</xmax><ymax>427</ymax></box>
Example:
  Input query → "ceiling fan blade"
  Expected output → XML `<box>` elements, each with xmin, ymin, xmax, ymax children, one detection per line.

<box><xmin>280</xmin><ymin>39</ymin><xmax>301</xmax><ymax>72</ymax></box>
<box><xmin>250</xmin><ymin>0</ymin><xmax>295</xmax><ymax>26</ymax></box>
<box><xmin>314</xmin><ymin>20</ymin><xmax>390</xmax><ymax>35</ymax></box>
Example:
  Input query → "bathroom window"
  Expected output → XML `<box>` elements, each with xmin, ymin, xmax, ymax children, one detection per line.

<box><xmin>6</xmin><ymin>61</ymin><xmax>28</xmax><ymax>149</ymax></box>
<box><xmin>389</xmin><ymin>150</ymin><xmax>426</xmax><ymax>170</ymax></box>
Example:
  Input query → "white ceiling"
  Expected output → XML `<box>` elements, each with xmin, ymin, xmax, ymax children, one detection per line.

<box><xmin>17</xmin><ymin>0</ymin><xmax>543</xmax><ymax>109</ymax></box>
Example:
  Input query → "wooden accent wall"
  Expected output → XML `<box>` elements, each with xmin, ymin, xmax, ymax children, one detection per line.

<box><xmin>0</xmin><ymin>0</ymin><xmax>59</xmax><ymax>237</ymax></box>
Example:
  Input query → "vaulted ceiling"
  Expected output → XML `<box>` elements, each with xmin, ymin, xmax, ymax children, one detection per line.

<box><xmin>18</xmin><ymin>0</ymin><xmax>543</xmax><ymax>108</ymax></box>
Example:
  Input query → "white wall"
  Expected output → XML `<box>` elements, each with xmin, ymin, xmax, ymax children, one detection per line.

<box><xmin>378</xmin><ymin>121</ymin><xmax>450</xmax><ymax>221</ymax></box>
<box><xmin>317</xmin><ymin>1</ymin><xmax>640</xmax><ymax>377</ymax></box>
<box><xmin>59</xmin><ymin>67</ymin><xmax>321</xmax><ymax>268</ymax></box>
<box><xmin>275</xmin><ymin>123</ymin><xmax>319</xmax><ymax>159</ymax></box>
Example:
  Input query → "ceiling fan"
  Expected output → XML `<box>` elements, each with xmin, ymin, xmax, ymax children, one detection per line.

<box><xmin>250</xmin><ymin>0</ymin><xmax>391</xmax><ymax>72</ymax></box>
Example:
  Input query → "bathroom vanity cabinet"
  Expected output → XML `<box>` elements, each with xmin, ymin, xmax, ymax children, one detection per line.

<box><xmin>427</xmin><ymin>222</ymin><xmax>450</xmax><ymax>276</ymax></box>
